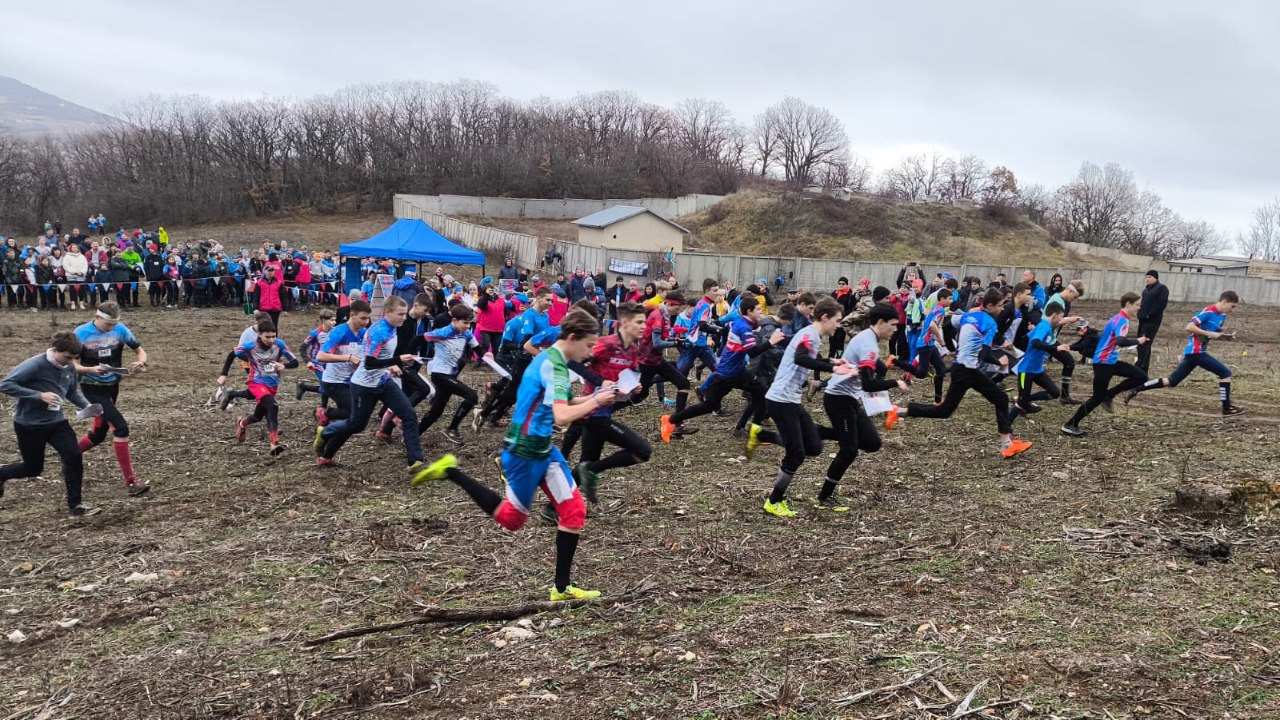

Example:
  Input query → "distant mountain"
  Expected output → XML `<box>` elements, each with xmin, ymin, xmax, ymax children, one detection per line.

<box><xmin>0</xmin><ymin>76</ymin><xmax>114</xmax><ymax>137</ymax></box>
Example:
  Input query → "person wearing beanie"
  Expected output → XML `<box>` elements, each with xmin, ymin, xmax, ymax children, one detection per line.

<box><xmin>1137</xmin><ymin>269</ymin><xmax>1168</xmax><ymax>373</ymax></box>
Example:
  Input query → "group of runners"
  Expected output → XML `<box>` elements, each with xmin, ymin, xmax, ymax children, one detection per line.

<box><xmin>0</xmin><ymin>265</ymin><xmax>1248</xmax><ymax>601</ymax></box>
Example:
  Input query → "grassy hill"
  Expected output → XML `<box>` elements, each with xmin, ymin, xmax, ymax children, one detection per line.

<box><xmin>679</xmin><ymin>191</ymin><xmax>1119</xmax><ymax>268</ymax></box>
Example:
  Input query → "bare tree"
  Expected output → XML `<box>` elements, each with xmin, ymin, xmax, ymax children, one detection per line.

<box><xmin>879</xmin><ymin>152</ymin><xmax>943</xmax><ymax>201</ymax></box>
<box><xmin>1245</xmin><ymin>199</ymin><xmax>1280</xmax><ymax>261</ymax></box>
<box><xmin>753</xmin><ymin>97</ymin><xmax>850</xmax><ymax>186</ymax></box>
<box><xmin>1167</xmin><ymin>219</ymin><xmax>1226</xmax><ymax>260</ymax></box>
<box><xmin>1048</xmin><ymin>161</ymin><xmax>1139</xmax><ymax>248</ymax></box>
<box><xmin>940</xmin><ymin>154</ymin><xmax>988</xmax><ymax>201</ymax></box>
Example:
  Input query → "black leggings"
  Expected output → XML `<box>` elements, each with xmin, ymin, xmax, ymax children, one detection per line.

<box><xmin>321</xmin><ymin>381</ymin><xmax>351</xmax><ymax>422</ymax></box>
<box><xmin>419</xmin><ymin>373</ymin><xmax>478</xmax><ymax>433</ymax></box>
<box><xmin>1067</xmin><ymin>361</ymin><xmax>1147</xmax><ymax>427</ymax></box>
<box><xmin>81</xmin><ymin>382</ymin><xmax>129</xmax><ymax>444</ymax></box>
<box><xmin>246</xmin><ymin>394</ymin><xmax>279</xmax><ymax>432</ymax></box>
<box><xmin>380</xmin><ymin>367</ymin><xmax>432</xmax><ymax>433</ymax></box>
<box><xmin>907</xmin><ymin>365</ymin><xmax>1011</xmax><ymax>435</ymax></box>
<box><xmin>484</xmin><ymin>353</ymin><xmax>531</xmax><ymax>420</ymax></box>
<box><xmin>0</xmin><ymin>421</ymin><xmax>83</xmax><ymax>509</ymax></box>
<box><xmin>1016</xmin><ymin>372</ymin><xmax>1060</xmax><ymax>405</ymax></box>
<box><xmin>1049</xmin><ymin>348</ymin><xmax>1076</xmax><ymax>386</ymax></box>
<box><xmin>765</xmin><ymin>399</ymin><xmax>823</xmax><ymax>475</ymax></box>
<box><xmin>580</xmin><ymin>416</ymin><xmax>652</xmax><ymax>473</ymax></box>
<box><xmin>669</xmin><ymin>372</ymin><xmax>765</xmax><ymax>426</ymax></box>
<box><xmin>476</xmin><ymin>330</ymin><xmax>502</xmax><ymax>357</ymax></box>
<box><xmin>899</xmin><ymin>345</ymin><xmax>947</xmax><ymax>400</ymax></box>
<box><xmin>822</xmin><ymin>393</ymin><xmax>880</xmax><ymax>483</ymax></box>
<box><xmin>633</xmin><ymin>361</ymin><xmax>690</xmax><ymax>404</ymax></box>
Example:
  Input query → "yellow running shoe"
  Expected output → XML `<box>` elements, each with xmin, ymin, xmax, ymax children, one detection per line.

<box><xmin>411</xmin><ymin>454</ymin><xmax>457</xmax><ymax>486</ymax></box>
<box><xmin>745</xmin><ymin>423</ymin><xmax>763</xmax><ymax>460</ymax></box>
<box><xmin>492</xmin><ymin>455</ymin><xmax>506</xmax><ymax>483</ymax></box>
<box><xmin>312</xmin><ymin>426</ymin><xmax>325</xmax><ymax>456</ymax></box>
<box><xmin>763</xmin><ymin>499</ymin><xmax>797</xmax><ymax>518</ymax></box>
<box><xmin>549</xmin><ymin>585</ymin><xmax>602</xmax><ymax>602</ymax></box>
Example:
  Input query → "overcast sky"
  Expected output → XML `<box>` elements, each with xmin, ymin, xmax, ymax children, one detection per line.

<box><xmin>5</xmin><ymin>0</ymin><xmax>1276</xmax><ymax>244</ymax></box>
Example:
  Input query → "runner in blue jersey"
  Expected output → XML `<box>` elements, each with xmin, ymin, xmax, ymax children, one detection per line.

<box><xmin>316</xmin><ymin>296</ymin><xmax>423</xmax><ymax>470</ymax></box>
<box><xmin>887</xmin><ymin>289</ymin><xmax>1032</xmax><ymax>459</ymax></box>
<box><xmin>313</xmin><ymin>300</ymin><xmax>370</xmax><ymax>432</ymax></box>
<box><xmin>417</xmin><ymin>303</ymin><xmax>481</xmax><ymax>445</ymax></box>
<box><xmin>477</xmin><ymin>287</ymin><xmax>552</xmax><ymax>428</ymax></box>
<box><xmin>412</xmin><ymin>310</ymin><xmax>619</xmax><ymax>602</ymax></box>
<box><xmin>295</xmin><ymin>308</ymin><xmax>334</xmax><ymax>405</ymax></box>
<box><xmin>675</xmin><ymin>281</ymin><xmax>721</xmax><ymax>381</ymax></box>
<box><xmin>1008</xmin><ymin>302</ymin><xmax>1071</xmax><ymax>425</ymax></box>
<box><xmin>892</xmin><ymin>291</ymin><xmax>950</xmax><ymax>403</ymax></box>
<box><xmin>217</xmin><ymin>318</ymin><xmax>298</xmax><ymax>456</ymax></box>
<box><xmin>1062</xmin><ymin>292</ymin><xmax>1150</xmax><ymax>436</ymax></box>
<box><xmin>72</xmin><ymin>301</ymin><xmax>150</xmax><ymax>496</ymax></box>
<box><xmin>1124</xmin><ymin>290</ymin><xmax>1243</xmax><ymax>415</ymax></box>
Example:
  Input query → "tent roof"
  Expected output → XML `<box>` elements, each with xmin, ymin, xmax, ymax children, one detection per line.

<box><xmin>339</xmin><ymin>219</ymin><xmax>485</xmax><ymax>265</ymax></box>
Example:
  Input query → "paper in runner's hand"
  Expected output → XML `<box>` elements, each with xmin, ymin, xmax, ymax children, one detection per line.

<box><xmin>96</xmin><ymin>365</ymin><xmax>132</xmax><ymax>376</ymax></box>
<box><xmin>569</xmin><ymin>370</ymin><xmax>584</xmax><ymax>385</ymax></box>
<box><xmin>614</xmin><ymin>368</ymin><xmax>641</xmax><ymax>394</ymax></box>
<box><xmin>76</xmin><ymin>404</ymin><xmax>104</xmax><ymax>421</ymax></box>
<box><xmin>860</xmin><ymin>392</ymin><xmax>893</xmax><ymax>416</ymax></box>
<box><xmin>482</xmin><ymin>355</ymin><xmax>511</xmax><ymax>379</ymax></box>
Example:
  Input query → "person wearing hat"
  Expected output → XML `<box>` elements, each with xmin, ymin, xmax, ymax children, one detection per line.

<box><xmin>1136</xmin><ymin>269</ymin><xmax>1168</xmax><ymax>373</ymax></box>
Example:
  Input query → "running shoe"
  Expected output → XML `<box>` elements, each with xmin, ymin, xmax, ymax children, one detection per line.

<box><xmin>1000</xmin><ymin>439</ymin><xmax>1033</xmax><ymax>458</ymax></box>
<box><xmin>127</xmin><ymin>481</ymin><xmax>150</xmax><ymax>497</ymax></box>
<box><xmin>576</xmin><ymin>461</ymin><xmax>600</xmax><ymax>504</ymax></box>
<box><xmin>662</xmin><ymin>397</ymin><xmax>676</xmax><ymax>406</ymax></box>
<box><xmin>745</xmin><ymin>423</ymin><xmax>763</xmax><ymax>460</ymax></box>
<box><xmin>1122</xmin><ymin>389</ymin><xmax>1139</xmax><ymax>406</ymax></box>
<box><xmin>313</xmin><ymin>426</ymin><xmax>326</xmax><ymax>456</ymax></box>
<box><xmin>672</xmin><ymin>424</ymin><xmax>698</xmax><ymax>437</ymax></box>
<box><xmin>660</xmin><ymin>415</ymin><xmax>676</xmax><ymax>443</ymax></box>
<box><xmin>884</xmin><ymin>406</ymin><xmax>902</xmax><ymax>430</ymax></box>
<box><xmin>315</xmin><ymin>457</ymin><xmax>337</xmax><ymax>468</ymax></box>
<box><xmin>374</xmin><ymin>430</ymin><xmax>394</xmax><ymax>444</ymax></box>
<box><xmin>219</xmin><ymin>389</ymin><xmax>233</xmax><ymax>412</ymax></box>
<box><xmin>443</xmin><ymin>428</ymin><xmax>465</xmax><ymax>446</ymax></box>
<box><xmin>1223</xmin><ymin>405</ymin><xmax>1246</xmax><ymax>416</ymax></box>
<box><xmin>410</xmin><ymin>454</ymin><xmax>457</xmax><ymax>486</ymax></box>
<box><xmin>493</xmin><ymin>455</ymin><xmax>506</xmax><ymax>483</ymax></box>
<box><xmin>763</xmin><ymin>499</ymin><xmax>797</xmax><ymax>518</ymax></box>
<box><xmin>314</xmin><ymin>406</ymin><xmax>328</xmax><ymax>427</ymax></box>
<box><xmin>69</xmin><ymin>504</ymin><xmax>101</xmax><ymax>517</ymax></box>
<box><xmin>269</xmin><ymin>443</ymin><xmax>284</xmax><ymax>457</ymax></box>
<box><xmin>294</xmin><ymin>382</ymin><xmax>306</xmax><ymax>402</ymax></box>
<box><xmin>816</xmin><ymin>497</ymin><xmax>850</xmax><ymax>512</ymax></box>
<box><xmin>549</xmin><ymin>585</ymin><xmax>601</xmax><ymax>602</ymax></box>
<box><xmin>1060</xmin><ymin>423</ymin><xmax>1085</xmax><ymax>437</ymax></box>
<box><xmin>234</xmin><ymin>418</ymin><xmax>248</xmax><ymax>443</ymax></box>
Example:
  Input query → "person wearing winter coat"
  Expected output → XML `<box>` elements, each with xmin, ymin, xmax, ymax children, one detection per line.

<box><xmin>63</xmin><ymin>245</ymin><xmax>90</xmax><ymax>309</ymax></box>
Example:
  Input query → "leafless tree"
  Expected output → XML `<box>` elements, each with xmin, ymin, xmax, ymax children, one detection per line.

<box><xmin>752</xmin><ymin>97</ymin><xmax>850</xmax><ymax>186</ymax></box>
<box><xmin>1048</xmin><ymin>161</ymin><xmax>1139</xmax><ymax>248</ymax></box>
<box><xmin>940</xmin><ymin>154</ymin><xmax>988</xmax><ymax>201</ymax></box>
<box><xmin>1245</xmin><ymin>199</ymin><xmax>1280</xmax><ymax>261</ymax></box>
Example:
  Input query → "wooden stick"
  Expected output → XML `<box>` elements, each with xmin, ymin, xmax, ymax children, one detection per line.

<box><xmin>833</xmin><ymin>666</ymin><xmax>944</xmax><ymax>707</ymax></box>
<box><xmin>302</xmin><ymin>581</ymin><xmax>654</xmax><ymax>647</ymax></box>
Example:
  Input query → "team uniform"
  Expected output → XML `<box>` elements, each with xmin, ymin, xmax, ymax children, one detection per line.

<box><xmin>818</xmin><ymin>327</ymin><xmax>890</xmax><ymax>503</ymax></box>
<box><xmin>222</xmin><ymin>337</ymin><xmax>298</xmax><ymax>452</ymax></box>
<box><xmin>479</xmin><ymin>306</ymin><xmax>550</xmax><ymax>425</ymax></box>
<box><xmin>317</xmin><ymin>322</ymin><xmax>364</xmax><ymax>425</ymax></box>
<box><xmin>633</xmin><ymin>306</ymin><xmax>691</xmax><ymax>412</ymax></box>
<box><xmin>377</xmin><ymin>310</ymin><xmax>433</xmax><ymax>439</ymax></box>
<box><xmin>1126</xmin><ymin>304</ymin><xmax>1241</xmax><ymax>415</ymax></box>
<box><xmin>297</xmin><ymin>323</ymin><xmax>329</xmax><ymax>403</ymax></box>
<box><xmin>74</xmin><ymin>320</ymin><xmax>147</xmax><ymax>494</ymax></box>
<box><xmin>418</xmin><ymin>324</ymin><xmax>481</xmax><ymax>440</ymax></box>
<box><xmin>1008</xmin><ymin>320</ymin><xmax>1063</xmax><ymax>425</ymax></box>
<box><xmin>666</xmin><ymin>316</ymin><xmax>769</xmax><ymax>432</ymax></box>
<box><xmin>1063</xmin><ymin>309</ymin><xmax>1146</xmax><ymax>434</ymax></box>
<box><xmin>896</xmin><ymin>302</ymin><xmax>948</xmax><ymax>402</ymax></box>
<box><xmin>566</xmin><ymin>333</ymin><xmax>651</xmax><ymax>497</ymax></box>
<box><xmin>676</xmin><ymin>295</ymin><xmax>718</xmax><ymax>379</ymax></box>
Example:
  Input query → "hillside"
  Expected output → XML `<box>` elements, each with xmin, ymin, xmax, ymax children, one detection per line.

<box><xmin>679</xmin><ymin>191</ymin><xmax>1120</xmax><ymax>268</ymax></box>
<box><xmin>0</xmin><ymin>75</ymin><xmax>114</xmax><ymax>136</ymax></box>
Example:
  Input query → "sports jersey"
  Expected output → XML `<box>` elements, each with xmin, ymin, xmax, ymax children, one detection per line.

<box><xmin>350</xmin><ymin>318</ymin><xmax>398</xmax><ymax>388</ymax></box>
<box><xmin>516</xmin><ymin>308</ymin><xmax>550</xmax><ymax>346</ymax></box>
<box><xmin>319</xmin><ymin>323</ymin><xmax>365</xmax><ymax>383</ymax></box>
<box><xmin>237</xmin><ymin>325</ymin><xmax>258</xmax><ymax>348</ymax></box>
<box><xmin>1184</xmin><ymin>305</ymin><xmax>1225</xmax><ymax>355</ymax></box>
<box><xmin>1046</xmin><ymin>292</ymin><xmax>1070</xmax><ymax>314</ymax></box>
<box><xmin>688</xmin><ymin>296</ymin><xmax>715</xmax><ymax>346</ymax></box>
<box><xmin>766</xmin><ymin>325</ymin><xmax>822</xmax><ymax>404</ymax></box>
<box><xmin>714</xmin><ymin>317</ymin><xmax>758</xmax><ymax>378</ymax></box>
<box><xmin>916</xmin><ymin>305</ymin><xmax>946</xmax><ymax>348</ymax></box>
<box><xmin>584</xmin><ymin>333</ymin><xmax>640</xmax><ymax>417</ymax></box>
<box><xmin>826</xmin><ymin>328</ymin><xmax>879</xmax><ymax>398</ymax></box>
<box><xmin>639</xmin><ymin>307</ymin><xmax>673</xmax><ymax>366</ymax></box>
<box><xmin>425</xmin><ymin>325</ymin><xmax>479</xmax><ymax>376</ymax></box>
<box><xmin>1093</xmin><ymin>311</ymin><xmax>1132</xmax><ymax>365</ymax></box>
<box><xmin>954</xmin><ymin>310</ymin><xmax>997</xmax><ymax>369</ymax></box>
<box><xmin>528</xmin><ymin>325</ymin><xmax>560</xmax><ymax>349</ymax></box>
<box><xmin>1014</xmin><ymin>321</ymin><xmax>1058</xmax><ymax>375</ymax></box>
<box><xmin>504</xmin><ymin>346</ymin><xmax>573</xmax><ymax>459</ymax></box>
<box><xmin>235</xmin><ymin>339</ymin><xmax>296</xmax><ymax>389</ymax></box>
<box><xmin>75</xmin><ymin>321</ymin><xmax>140</xmax><ymax>385</ymax></box>
<box><xmin>1000</xmin><ymin>306</ymin><xmax>1024</xmax><ymax>346</ymax></box>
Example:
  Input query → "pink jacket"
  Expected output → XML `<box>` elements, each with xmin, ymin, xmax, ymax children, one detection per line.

<box><xmin>256</xmin><ymin>275</ymin><xmax>284</xmax><ymax>311</ymax></box>
<box><xmin>475</xmin><ymin>300</ymin><xmax>507</xmax><ymax>333</ymax></box>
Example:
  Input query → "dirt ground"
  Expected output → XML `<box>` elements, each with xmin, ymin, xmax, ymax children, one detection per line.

<box><xmin>0</xmin><ymin>298</ymin><xmax>1278</xmax><ymax>719</ymax></box>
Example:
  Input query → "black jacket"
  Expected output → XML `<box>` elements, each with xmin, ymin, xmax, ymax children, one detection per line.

<box><xmin>1139</xmin><ymin>282</ymin><xmax>1168</xmax><ymax>322</ymax></box>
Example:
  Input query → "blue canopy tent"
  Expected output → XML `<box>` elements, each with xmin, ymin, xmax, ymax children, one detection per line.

<box><xmin>338</xmin><ymin>219</ymin><xmax>485</xmax><ymax>292</ymax></box>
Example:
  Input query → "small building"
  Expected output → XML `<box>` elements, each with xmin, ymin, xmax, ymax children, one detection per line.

<box><xmin>1166</xmin><ymin>255</ymin><xmax>1252</xmax><ymax>276</ymax></box>
<box><xmin>572</xmin><ymin>205</ymin><xmax>687</xmax><ymax>253</ymax></box>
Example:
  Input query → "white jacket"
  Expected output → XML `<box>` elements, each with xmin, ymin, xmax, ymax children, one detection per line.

<box><xmin>62</xmin><ymin>251</ymin><xmax>89</xmax><ymax>281</ymax></box>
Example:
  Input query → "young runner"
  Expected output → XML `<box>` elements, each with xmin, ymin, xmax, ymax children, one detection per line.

<box><xmin>314</xmin><ymin>300</ymin><xmax>371</xmax><ymax>435</ymax></box>
<box><xmin>1061</xmin><ymin>292</ymin><xmax>1150</xmax><ymax>436</ymax></box>
<box><xmin>676</xmin><ymin>280</ymin><xmax>722</xmax><ymax>382</ymax></box>
<box><xmin>296</xmin><ymin>309</ymin><xmax>335</xmax><ymax>404</ymax></box>
<box><xmin>477</xmin><ymin>286</ymin><xmax>553</xmax><ymax>427</ymax></box>
<box><xmin>1044</xmin><ymin>280</ymin><xmax>1084</xmax><ymax>404</ymax></box>
<box><xmin>0</xmin><ymin>331</ymin><xmax>99</xmax><ymax>516</ymax></box>
<box><xmin>1007</xmin><ymin>302</ymin><xmax>1071</xmax><ymax>425</ymax></box>
<box><xmin>72</xmin><ymin>301</ymin><xmax>150</xmax><ymax>496</ymax></box>
<box><xmin>376</xmin><ymin>293</ymin><xmax>434</xmax><ymax>441</ymax></box>
<box><xmin>417</xmin><ymin>303</ymin><xmax>481</xmax><ymax>445</ymax></box>
<box><xmin>750</xmin><ymin>297</ymin><xmax>854</xmax><ymax>518</ymax></box>
<box><xmin>317</xmin><ymin>296</ymin><xmax>423</xmax><ymax>470</ymax></box>
<box><xmin>1124</xmin><ymin>290</ymin><xmax>1244</xmax><ymax>416</ymax></box>
<box><xmin>632</xmin><ymin>291</ymin><xmax>696</xmax><ymax>430</ymax></box>
<box><xmin>891</xmin><ymin>289</ymin><xmax>950</xmax><ymax>403</ymax></box>
<box><xmin>411</xmin><ymin>310</ymin><xmax>618</xmax><ymax>601</ymax></box>
<box><xmin>218</xmin><ymin>319</ymin><xmax>298</xmax><ymax>456</ymax></box>
<box><xmin>219</xmin><ymin>311</ymin><xmax>271</xmax><ymax>410</ymax></box>
<box><xmin>885</xmin><ymin>289</ymin><xmax>1033</xmax><ymax>459</ymax></box>
<box><xmin>662</xmin><ymin>295</ymin><xmax>782</xmax><ymax>441</ymax></box>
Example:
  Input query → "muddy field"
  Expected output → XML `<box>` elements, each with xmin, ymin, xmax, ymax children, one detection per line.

<box><xmin>1</xmin><ymin>299</ymin><xmax>1278</xmax><ymax>719</ymax></box>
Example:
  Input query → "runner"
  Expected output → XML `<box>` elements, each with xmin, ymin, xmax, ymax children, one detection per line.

<box><xmin>417</xmin><ymin>303</ymin><xmax>481</xmax><ymax>445</ymax></box>
<box><xmin>1124</xmin><ymin>290</ymin><xmax>1244</xmax><ymax>416</ymax></box>
<box><xmin>1007</xmin><ymin>302</ymin><xmax>1071</xmax><ymax>425</ymax></box>
<box><xmin>219</xmin><ymin>311</ymin><xmax>271</xmax><ymax>410</ymax></box>
<box><xmin>476</xmin><ymin>286</ymin><xmax>553</xmax><ymax>428</ymax></box>
<box><xmin>72</xmin><ymin>301</ymin><xmax>150</xmax><ymax>496</ymax></box>
<box><xmin>295</xmin><ymin>308</ymin><xmax>335</xmax><ymax>404</ymax></box>
<box><xmin>313</xmin><ymin>300</ymin><xmax>371</xmax><ymax>437</ymax></box>
<box><xmin>218</xmin><ymin>319</ymin><xmax>298</xmax><ymax>456</ymax></box>
<box><xmin>1061</xmin><ymin>292</ymin><xmax>1150</xmax><ymax>436</ymax></box>
<box><xmin>0</xmin><ymin>331</ymin><xmax>100</xmax><ymax>516</ymax></box>
<box><xmin>376</xmin><ymin>293</ymin><xmax>435</xmax><ymax>441</ymax></box>
<box><xmin>411</xmin><ymin>310</ymin><xmax>618</xmax><ymax>601</ymax></box>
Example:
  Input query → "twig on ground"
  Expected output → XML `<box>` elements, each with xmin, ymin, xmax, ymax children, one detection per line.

<box><xmin>833</xmin><ymin>665</ymin><xmax>944</xmax><ymax>707</ymax></box>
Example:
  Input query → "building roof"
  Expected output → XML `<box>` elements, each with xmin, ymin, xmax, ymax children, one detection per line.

<box><xmin>1167</xmin><ymin>256</ymin><xmax>1250</xmax><ymax>270</ymax></box>
<box><xmin>572</xmin><ymin>205</ymin><xmax>690</xmax><ymax>234</ymax></box>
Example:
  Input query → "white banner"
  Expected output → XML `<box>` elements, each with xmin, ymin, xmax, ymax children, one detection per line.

<box><xmin>609</xmin><ymin>258</ymin><xmax>648</xmax><ymax>276</ymax></box>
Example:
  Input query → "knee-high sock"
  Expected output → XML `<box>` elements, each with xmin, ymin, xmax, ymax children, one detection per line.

<box><xmin>555</xmin><ymin>530</ymin><xmax>579</xmax><ymax>592</ymax></box>
<box><xmin>113</xmin><ymin>438</ymin><xmax>137</xmax><ymax>484</ymax></box>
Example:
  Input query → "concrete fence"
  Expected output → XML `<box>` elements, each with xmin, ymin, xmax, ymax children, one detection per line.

<box><xmin>394</xmin><ymin>193</ymin><xmax>1280</xmax><ymax>307</ymax></box>
<box><xmin>394</xmin><ymin>193</ymin><xmax>724</xmax><ymax>221</ymax></box>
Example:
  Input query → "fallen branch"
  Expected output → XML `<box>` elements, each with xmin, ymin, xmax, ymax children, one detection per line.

<box><xmin>833</xmin><ymin>665</ymin><xmax>944</xmax><ymax>707</ymax></box>
<box><xmin>302</xmin><ymin>581</ymin><xmax>655</xmax><ymax>647</ymax></box>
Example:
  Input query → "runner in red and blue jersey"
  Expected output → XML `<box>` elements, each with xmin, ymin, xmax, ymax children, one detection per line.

<box><xmin>675</xmin><ymin>281</ymin><xmax>721</xmax><ymax>381</ymax></box>
<box><xmin>662</xmin><ymin>295</ymin><xmax>783</xmax><ymax>442</ymax></box>
<box><xmin>412</xmin><ymin>310</ymin><xmax>619</xmax><ymax>602</ymax></box>
<box><xmin>295</xmin><ymin>308</ymin><xmax>334</xmax><ymax>406</ymax></box>
<box><xmin>1063</xmin><ymin>292</ymin><xmax>1150</xmax><ymax>436</ymax></box>
<box><xmin>892</xmin><ymin>291</ymin><xmax>950</xmax><ymax>403</ymax></box>
<box><xmin>477</xmin><ymin>287</ymin><xmax>552</xmax><ymax>428</ymax></box>
<box><xmin>218</xmin><ymin>318</ymin><xmax>298</xmax><ymax>456</ymax></box>
<box><xmin>1124</xmin><ymin>290</ymin><xmax>1244</xmax><ymax>415</ymax></box>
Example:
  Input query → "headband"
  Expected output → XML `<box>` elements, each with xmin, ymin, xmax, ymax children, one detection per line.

<box><xmin>96</xmin><ymin>310</ymin><xmax>115</xmax><ymax>321</ymax></box>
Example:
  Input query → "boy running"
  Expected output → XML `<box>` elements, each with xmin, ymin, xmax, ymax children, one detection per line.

<box><xmin>219</xmin><ymin>311</ymin><xmax>272</xmax><ymax>410</ymax></box>
<box><xmin>0</xmin><ymin>331</ymin><xmax>99</xmax><ymax>516</ymax></box>
<box><xmin>1061</xmin><ymin>292</ymin><xmax>1150</xmax><ymax>436</ymax></box>
<box><xmin>314</xmin><ymin>300</ymin><xmax>371</xmax><ymax>432</ymax></box>
<box><xmin>296</xmin><ymin>309</ymin><xmax>335</xmax><ymax>404</ymax></box>
<box><xmin>218</xmin><ymin>319</ymin><xmax>298</xmax><ymax>456</ymax></box>
<box><xmin>1007</xmin><ymin>302</ymin><xmax>1071</xmax><ymax>425</ymax></box>
<box><xmin>417</xmin><ymin>303</ymin><xmax>481</xmax><ymax>445</ymax></box>
<box><xmin>1124</xmin><ymin>290</ymin><xmax>1244</xmax><ymax>416</ymax></box>
<box><xmin>73</xmin><ymin>301</ymin><xmax>150</xmax><ymax>496</ymax></box>
<box><xmin>411</xmin><ymin>310</ymin><xmax>618</xmax><ymax>601</ymax></box>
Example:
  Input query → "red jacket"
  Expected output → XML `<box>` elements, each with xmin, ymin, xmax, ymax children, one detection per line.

<box><xmin>256</xmin><ymin>275</ymin><xmax>284</xmax><ymax>311</ymax></box>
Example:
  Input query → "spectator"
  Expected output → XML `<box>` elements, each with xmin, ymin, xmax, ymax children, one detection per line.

<box><xmin>1137</xmin><ymin>270</ymin><xmax>1168</xmax><ymax>373</ymax></box>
